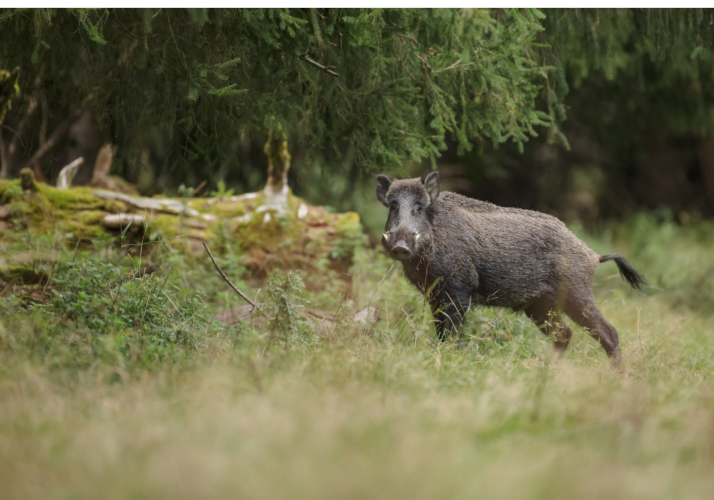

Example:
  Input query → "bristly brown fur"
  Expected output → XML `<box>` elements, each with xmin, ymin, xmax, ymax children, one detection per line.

<box><xmin>377</xmin><ymin>173</ymin><xmax>647</xmax><ymax>366</ymax></box>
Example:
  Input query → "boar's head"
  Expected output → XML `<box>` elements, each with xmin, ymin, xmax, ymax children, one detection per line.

<box><xmin>376</xmin><ymin>172</ymin><xmax>440</xmax><ymax>261</ymax></box>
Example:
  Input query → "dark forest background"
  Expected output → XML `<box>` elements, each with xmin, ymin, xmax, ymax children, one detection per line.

<box><xmin>2</xmin><ymin>8</ymin><xmax>714</xmax><ymax>235</ymax></box>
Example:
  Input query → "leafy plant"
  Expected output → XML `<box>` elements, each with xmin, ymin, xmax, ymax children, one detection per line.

<box><xmin>0</xmin><ymin>250</ymin><xmax>216</xmax><ymax>370</ymax></box>
<box><xmin>265</xmin><ymin>271</ymin><xmax>315</xmax><ymax>348</ymax></box>
<box><xmin>210</xmin><ymin>180</ymin><xmax>235</xmax><ymax>198</ymax></box>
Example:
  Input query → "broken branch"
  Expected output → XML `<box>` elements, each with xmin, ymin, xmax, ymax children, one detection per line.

<box><xmin>56</xmin><ymin>157</ymin><xmax>84</xmax><ymax>188</ymax></box>
<box><xmin>298</xmin><ymin>54</ymin><xmax>339</xmax><ymax>77</ymax></box>
<box><xmin>203</xmin><ymin>241</ymin><xmax>259</xmax><ymax>309</ymax></box>
<box><xmin>433</xmin><ymin>59</ymin><xmax>475</xmax><ymax>74</ymax></box>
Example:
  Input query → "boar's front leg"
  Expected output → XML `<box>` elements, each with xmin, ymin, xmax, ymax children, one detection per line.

<box><xmin>433</xmin><ymin>303</ymin><xmax>466</xmax><ymax>341</ymax></box>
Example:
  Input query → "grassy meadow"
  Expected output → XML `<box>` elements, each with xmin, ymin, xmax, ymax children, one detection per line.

<box><xmin>1</xmin><ymin>212</ymin><xmax>714</xmax><ymax>499</ymax></box>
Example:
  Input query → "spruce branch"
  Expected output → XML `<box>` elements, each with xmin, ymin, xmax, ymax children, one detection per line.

<box><xmin>167</xmin><ymin>13</ymin><xmax>190</xmax><ymax>75</ymax></box>
<box><xmin>111</xmin><ymin>13</ymin><xmax>143</xmax><ymax>40</ymax></box>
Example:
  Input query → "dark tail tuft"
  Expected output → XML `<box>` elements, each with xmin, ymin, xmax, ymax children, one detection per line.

<box><xmin>599</xmin><ymin>253</ymin><xmax>647</xmax><ymax>291</ymax></box>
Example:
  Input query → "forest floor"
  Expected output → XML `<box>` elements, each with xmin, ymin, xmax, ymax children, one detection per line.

<box><xmin>1</xmin><ymin>212</ymin><xmax>713</xmax><ymax>499</ymax></box>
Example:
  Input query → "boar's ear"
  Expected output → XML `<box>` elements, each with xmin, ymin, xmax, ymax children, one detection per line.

<box><xmin>376</xmin><ymin>174</ymin><xmax>392</xmax><ymax>207</ymax></box>
<box><xmin>423</xmin><ymin>171</ymin><xmax>440</xmax><ymax>204</ymax></box>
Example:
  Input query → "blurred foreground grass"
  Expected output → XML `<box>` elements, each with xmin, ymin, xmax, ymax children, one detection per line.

<box><xmin>1</xmin><ymin>212</ymin><xmax>713</xmax><ymax>499</ymax></box>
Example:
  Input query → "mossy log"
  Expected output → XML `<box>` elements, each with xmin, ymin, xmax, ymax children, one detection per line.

<box><xmin>0</xmin><ymin>172</ymin><xmax>366</xmax><ymax>281</ymax></box>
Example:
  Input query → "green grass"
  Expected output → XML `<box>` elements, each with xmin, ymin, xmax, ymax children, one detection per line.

<box><xmin>1</xmin><ymin>213</ymin><xmax>713</xmax><ymax>499</ymax></box>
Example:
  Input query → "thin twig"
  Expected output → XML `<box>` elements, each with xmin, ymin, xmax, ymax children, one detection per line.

<box><xmin>203</xmin><ymin>241</ymin><xmax>259</xmax><ymax>309</ymax></box>
<box><xmin>42</xmin><ymin>261</ymin><xmax>56</xmax><ymax>294</ymax></box>
<box><xmin>298</xmin><ymin>54</ymin><xmax>339</xmax><ymax>77</ymax></box>
<box><xmin>191</xmin><ymin>180</ymin><xmax>207</xmax><ymax>197</ymax></box>
<box><xmin>42</xmin><ymin>241</ymin><xmax>59</xmax><ymax>294</ymax></box>
<box><xmin>112</xmin><ymin>13</ymin><xmax>143</xmax><ymax>40</ymax></box>
<box><xmin>167</xmin><ymin>13</ymin><xmax>190</xmax><ymax>74</ymax></box>
<box><xmin>399</xmin><ymin>305</ymin><xmax>419</xmax><ymax>348</ymax></box>
<box><xmin>68</xmin><ymin>238</ymin><xmax>83</xmax><ymax>270</ymax></box>
<box><xmin>433</xmin><ymin>59</ymin><xmax>475</xmax><ymax>74</ymax></box>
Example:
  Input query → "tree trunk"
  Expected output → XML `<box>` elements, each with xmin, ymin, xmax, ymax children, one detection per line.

<box><xmin>261</xmin><ymin>129</ymin><xmax>291</xmax><ymax>215</ymax></box>
<box><xmin>0</xmin><ymin>129</ymin><xmax>7</xmax><ymax>178</ymax></box>
<box><xmin>697</xmin><ymin>133</ymin><xmax>714</xmax><ymax>212</ymax></box>
<box><xmin>21</xmin><ymin>94</ymin><xmax>93</xmax><ymax>175</ymax></box>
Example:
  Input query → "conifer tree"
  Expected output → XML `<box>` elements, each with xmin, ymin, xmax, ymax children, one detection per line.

<box><xmin>0</xmin><ymin>8</ymin><xmax>554</xmax><ymax>187</ymax></box>
<box><xmin>3</xmin><ymin>8</ymin><xmax>714</xmax><ymax>212</ymax></box>
<box><xmin>540</xmin><ymin>9</ymin><xmax>714</xmax><ymax>213</ymax></box>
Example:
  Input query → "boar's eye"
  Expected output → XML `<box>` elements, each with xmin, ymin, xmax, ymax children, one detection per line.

<box><xmin>414</xmin><ymin>205</ymin><xmax>422</xmax><ymax>213</ymax></box>
<box><xmin>389</xmin><ymin>201</ymin><xmax>398</xmax><ymax>210</ymax></box>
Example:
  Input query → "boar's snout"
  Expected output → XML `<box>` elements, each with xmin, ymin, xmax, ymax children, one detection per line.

<box><xmin>390</xmin><ymin>240</ymin><xmax>412</xmax><ymax>260</ymax></box>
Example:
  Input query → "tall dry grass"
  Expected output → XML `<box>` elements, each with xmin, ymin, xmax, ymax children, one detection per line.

<box><xmin>1</xmin><ymin>213</ymin><xmax>713</xmax><ymax>499</ymax></box>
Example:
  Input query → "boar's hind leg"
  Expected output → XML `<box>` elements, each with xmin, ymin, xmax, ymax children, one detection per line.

<box><xmin>564</xmin><ymin>294</ymin><xmax>621</xmax><ymax>365</ymax></box>
<box><xmin>523</xmin><ymin>299</ymin><xmax>573</xmax><ymax>356</ymax></box>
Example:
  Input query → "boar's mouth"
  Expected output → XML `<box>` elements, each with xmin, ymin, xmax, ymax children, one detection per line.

<box><xmin>390</xmin><ymin>240</ymin><xmax>412</xmax><ymax>260</ymax></box>
<box><xmin>383</xmin><ymin>231</ymin><xmax>421</xmax><ymax>261</ymax></box>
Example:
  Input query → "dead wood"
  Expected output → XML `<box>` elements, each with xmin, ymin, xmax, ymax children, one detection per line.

<box><xmin>91</xmin><ymin>144</ymin><xmax>114</xmax><ymax>184</ymax></box>
<box><xmin>94</xmin><ymin>190</ymin><xmax>199</xmax><ymax>216</ymax></box>
<box><xmin>298</xmin><ymin>54</ymin><xmax>339</xmax><ymax>77</ymax></box>
<box><xmin>56</xmin><ymin>157</ymin><xmax>84</xmax><ymax>188</ymax></box>
<box><xmin>103</xmin><ymin>213</ymin><xmax>146</xmax><ymax>229</ymax></box>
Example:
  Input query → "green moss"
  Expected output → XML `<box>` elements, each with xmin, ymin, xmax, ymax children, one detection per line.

<box><xmin>234</xmin><ymin>216</ymin><xmax>298</xmax><ymax>251</ymax></box>
<box><xmin>192</xmin><ymin>192</ymin><xmax>265</xmax><ymax>218</ymax></box>
<box><xmin>1</xmin><ymin>183</ymin><xmax>126</xmax><ymax>239</ymax></box>
<box><xmin>107</xmin><ymin>176</ymin><xmax>138</xmax><ymax>195</ymax></box>
<box><xmin>53</xmin><ymin>210</ymin><xmax>110</xmax><ymax>239</ymax></box>
<box><xmin>203</xmin><ymin>200</ymin><xmax>247</xmax><ymax>218</ymax></box>
<box><xmin>331</xmin><ymin>212</ymin><xmax>366</xmax><ymax>260</ymax></box>
<box><xmin>1</xmin><ymin>182</ymin><xmax>365</xmax><ymax>275</ymax></box>
<box><xmin>0</xmin><ymin>179</ymin><xmax>22</xmax><ymax>204</ymax></box>
<box><xmin>148</xmin><ymin>214</ymin><xmax>201</xmax><ymax>240</ymax></box>
<box><xmin>74</xmin><ymin>210</ymin><xmax>107</xmax><ymax>226</ymax></box>
<box><xmin>287</xmin><ymin>190</ymin><xmax>302</xmax><ymax>212</ymax></box>
<box><xmin>37</xmin><ymin>184</ymin><xmax>127</xmax><ymax>212</ymax></box>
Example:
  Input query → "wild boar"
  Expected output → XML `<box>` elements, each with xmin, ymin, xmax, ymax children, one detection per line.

<box><xmin>377</xmin><ymin>172</ymin><xmax>646</xmax><ymax>365</ymax></box>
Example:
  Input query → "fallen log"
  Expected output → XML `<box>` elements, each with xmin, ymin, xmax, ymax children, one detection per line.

<box><xmin>103</xmin><ymin>213</ymin><xmax>146</xmax><ymax>229</ymax></box>
<box><xmin>93</xmin><ymin>190</ymin><xmax>199</xmax><ymax>217</ymax></box>
<box><xmin>1</xmin><ymin>170</ymin><xmax>366</xmax><ymax>284</ymax></box>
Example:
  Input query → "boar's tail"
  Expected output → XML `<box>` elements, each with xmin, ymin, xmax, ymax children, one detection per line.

<box><xmin>599</xmin><ymin>254</ymin><xmax>647</xmax><ymax>291</ymax></box>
